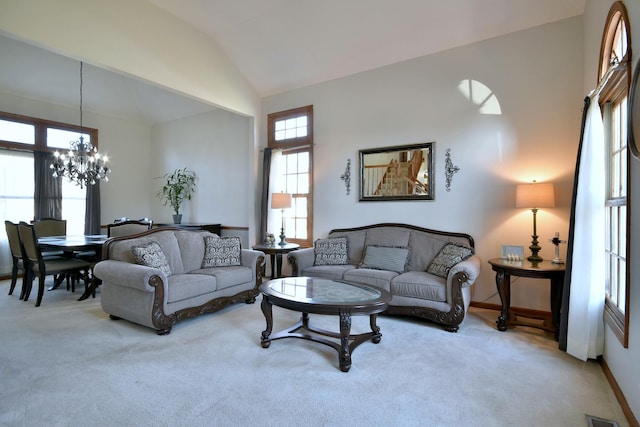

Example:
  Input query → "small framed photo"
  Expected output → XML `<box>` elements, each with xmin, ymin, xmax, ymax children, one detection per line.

<box><xmin>501</xmin><ymin>245</ymin><xmax>524</xmax><ymax>261</ymax></box>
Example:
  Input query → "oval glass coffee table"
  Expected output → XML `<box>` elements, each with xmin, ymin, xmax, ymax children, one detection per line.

<box><xmin>260</xmin><ymin>277</ymin><xmax>391</xmax><ymax>372</ymax></box>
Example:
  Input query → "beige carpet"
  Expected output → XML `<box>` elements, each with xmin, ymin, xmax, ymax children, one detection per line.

<box><xmin>0</xmin><ymin>278</ymin><xmax>628</xmax><ymax>427</ymax></box>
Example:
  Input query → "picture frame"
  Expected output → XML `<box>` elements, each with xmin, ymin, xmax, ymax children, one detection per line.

<box><xmin>629</xmin><ymin>58</ymin><xmax>640</xmax><ymax>158</ymax></box>
<box><xmin>359</xmin><ymin>142</ymin><xmax>434</xmax><ymax>201</ymax></box>
<box><xmin>501</xmin><ymin>245</ymin><xmax>524</xmax><ymax>261</ymax></box>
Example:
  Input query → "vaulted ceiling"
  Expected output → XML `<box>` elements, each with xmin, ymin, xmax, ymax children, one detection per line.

<box><xmin>1</xmin><ymin>0</ymin><xmax>586</xmax><ymax>124</ymax></box>
<box><xmin>146</xmin><ymin>0</ymin><xmax>586</xmax><ymax>96</ymax></box>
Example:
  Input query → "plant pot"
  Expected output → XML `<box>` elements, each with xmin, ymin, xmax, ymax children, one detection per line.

<box><xmin>172</xmin><ymin>214</ymin><xmax>182</xmax><ymax>224</ymax></box>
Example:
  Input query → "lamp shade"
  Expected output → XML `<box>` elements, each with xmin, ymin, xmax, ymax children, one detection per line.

<box><xmin>271</xmin><ymin>193</ymin><xmax>292</xmax><ymax>209</ymax></box>
<box><xmin>515</xmin><ymin>182</ymin><xmax>555</xmax><ymax>208</ymax></box>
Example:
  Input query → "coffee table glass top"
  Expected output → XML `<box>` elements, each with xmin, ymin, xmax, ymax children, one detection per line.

<box><xmin>263</xmin><ymin>277</ymin><xmax>386</xmax><ymax>304</ymax></box>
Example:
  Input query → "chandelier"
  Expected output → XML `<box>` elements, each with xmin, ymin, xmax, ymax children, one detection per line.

<box><xmin>51</xmin><ymin>62</ymin><xmax>110</xmax><ymax>189</ymax></box>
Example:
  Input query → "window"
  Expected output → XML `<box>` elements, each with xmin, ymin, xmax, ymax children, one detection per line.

<box><xmin>268</xmin><ymin>106</ymin><xmax>313</xmax><ymax>247</ymax></box>
<box><xmin>598</xmin><ymin>2</ymin><xmax>631</xmax><ymax>347</ymax></box>
<box><xmin>0</xmin><ymin>111</ymin><xmax>98</xmax><ymax>277</ymax></box>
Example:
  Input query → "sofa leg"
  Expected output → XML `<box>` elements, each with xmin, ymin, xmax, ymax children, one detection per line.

<box><xmin>156</xmin><ymin>327</ymin><xmax>171</xmax><ymax>336</ymax></box>
<box><xmin>443</xmin><ymin>325</ymin><xmax>459</xmax><ymax>333</ymax></box>
<box><xmin>109</xmin><ymin>314</ymin><xmax>121</xmax><ymax>321</ymax></box>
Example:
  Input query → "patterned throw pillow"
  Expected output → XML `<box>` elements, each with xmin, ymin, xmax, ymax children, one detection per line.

<box><xmin>314</xmin><ymin>237</ymin><xmax>349</xmax><ymax>266</ymax></box>
<box><xmin>360</xmin><ymin>245</ymin><xmax>409</xmax><ymax>273</ymax></box>
<box><xmin>427</xmin><ymin>243</ymin><xmax>473</xmax><ymax>278</ymax></box>
<box><xmin>202</xmin><ymin>236</ymin><xmax>241</xmax><ymax>268</ymax></box>
<box><xmin>131</xmin><ymin>241</ymin><xmax>172</xmax><ymax>276</ymax></box>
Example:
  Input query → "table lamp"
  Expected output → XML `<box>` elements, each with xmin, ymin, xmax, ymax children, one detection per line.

<box><xmin>271</xmin><ymin>192</ymin><xmax>292</xmax><ymax>246</ymax></box>
<box><xmin>515</xmin><ymin>181</ymin><xmax>555</xmax><ymax>263</ymax></box>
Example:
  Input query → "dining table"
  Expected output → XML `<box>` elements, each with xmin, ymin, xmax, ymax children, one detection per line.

<box><xmin>37</xmin><ymin>234</ymin><xmax>109</xmax><ymax>301</ymax></box>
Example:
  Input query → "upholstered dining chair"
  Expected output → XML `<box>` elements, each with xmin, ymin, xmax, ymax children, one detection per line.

<box><xmin>32</xmin><ymin>218</ymin><xmax>67</xmax><ymax>259</ymax></box>
<box><xmin>32</xmin><ymin>218</ymin><xmax>67</xmax><ymax>237</ymax></box>
<box><xmin>107</xmin><ymin>219</ymin><xmax>153</xmax><ymax>238</ymax></box>
<box><xmin>4</xmin><ymin>221</ymin><xmax>28</xmax><ymax>298</ymax></box>
<box><xmin>18</xmin><ymin>222</ymin><xmax>93</xmax><ymax>307</ymax></box>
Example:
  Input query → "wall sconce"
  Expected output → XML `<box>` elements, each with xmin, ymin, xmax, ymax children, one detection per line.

<box><xmin>516</xmin><ymin>181</ymin><xmax>555</xmax><ymax>263</ymax></box>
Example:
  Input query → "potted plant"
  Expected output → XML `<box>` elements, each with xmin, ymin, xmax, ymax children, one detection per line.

<box><xmin>157</xmin><ymin>167</ymin><xmax>196</xmax><ymax>224</ymax></box>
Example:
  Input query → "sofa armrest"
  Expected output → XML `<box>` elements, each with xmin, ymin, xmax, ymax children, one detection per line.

<box><xmin>447</xmin><ymin>254</ymin><xmax>482</xmax><ymax>288</ymax></box>
<box><xmin>287</xmin><ymin>247</ymin><xmax>315</xmax><ymax>276</ymax></box>
<box><xmin>93</xmin><ymin>260</ymin><xmax>167</xmax><ymax>292</ymax></box>
<box><xmin>241</xmin><ymin>249</ymin><xmax>266</xmax><ymax>268</ymax></box>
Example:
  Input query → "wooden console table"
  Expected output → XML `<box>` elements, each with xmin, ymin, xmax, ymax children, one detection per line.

<box><xmin>488</xmin><ymin>258</ymin><xmax>565</xmax><ymax>340</ymax></box>
<box><xmin>156</xmin><ymin>223</ymin><xmax>221</xmax><ymax>235</ymax></box>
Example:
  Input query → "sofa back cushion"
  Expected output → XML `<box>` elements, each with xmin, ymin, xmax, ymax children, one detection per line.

<box><xmin>175</xmin><ymin>230</ymin><xmax>210</xmax><ymax>272</ymax></box>
<box><xmin>327</xmin><ymin>225</ymin><xmax>474</xmax><ymax>273</ymax></box>
<box><xmin>105</xmin><ymin>230</ymin><xmax>194</xmax><ymax>274</ymax></box>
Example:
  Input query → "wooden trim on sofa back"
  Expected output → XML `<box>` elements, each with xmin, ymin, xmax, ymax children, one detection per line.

<box><xmin>328</xmin><ymin>223</ymin><xmax>475</xmax><ymax>249</ymax></box>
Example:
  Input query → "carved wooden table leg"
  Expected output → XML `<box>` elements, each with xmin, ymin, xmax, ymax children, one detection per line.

<box><xmin>550</xmin><ymin>276</ymin><xmax>563</xmax><ymax>340</ymax></box>
<box><xmin>260</xmin><ymin>296</ymin><xmax>273</xmax><ymax>348</ymax></box>
<box><xmin>339</xmin><ymin>309</ymin><xmax>352</xmax><ymax>372</ymax></box>
<box><xmin>370</xmin><ymin>313</ymin><xmax>382</xmax><ymax>344</ymax></box>
<box><xmin>495</xmin><ymin>269</ymin><xmax>510</xmax><ymax>331</ymax></box>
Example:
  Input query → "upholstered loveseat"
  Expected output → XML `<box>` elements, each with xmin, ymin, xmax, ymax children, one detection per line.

<box><xmin>93</xmin><ymin>228</ymin><xmax>265</xmax><ymax>334</ymax></box>
<box><xmin>287</xmin><ymin>223</ymin><xmax>481</xmax><ymax>332</ymax></box>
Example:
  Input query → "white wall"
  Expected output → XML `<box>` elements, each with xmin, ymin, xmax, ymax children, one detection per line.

<box><xmin>150</xmin><ymin>109</ymin><xmax>253</xmax><ymax>229</ymax></box>
<box><xmin>584</xmin><ymin>0</ymin><xmax>640</xmax><ymax>422</ymax></box>
<box><xmin>262</xmin><ymin>17</ymin><xmax>583</xmax><ymax>310</ymax></box>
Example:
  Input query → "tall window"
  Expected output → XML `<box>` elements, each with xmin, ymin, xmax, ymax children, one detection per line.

<box><xmin>0</xmin><ymin>111</ymin><xmax>98</xmax><ymax>276</ymax></box>
<box><xmin>268</xmin><ymin>105</ymin><xmax>313</xmax><ymax>247</ymax></box>
<box><xmin>598</xmin><ymin>2</ymin><xmax>631</xmax><ymax>347</ymax></box>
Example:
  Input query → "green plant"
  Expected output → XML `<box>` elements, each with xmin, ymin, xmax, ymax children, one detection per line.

<box><xmin>157</xmin><ymin>168</ymin><xmax>196</xmax><ymax>215</ymax></box>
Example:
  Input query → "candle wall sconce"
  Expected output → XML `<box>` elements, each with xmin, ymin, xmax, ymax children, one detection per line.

<box><xmin>340</xmin><ymin>159</ymin><xmax>351</xmax><ymax>195</ymax></box>
<box><xmin>444</xmin><ymin>149</ymin><xmax>460</xmax><ymax>192</ymax></box>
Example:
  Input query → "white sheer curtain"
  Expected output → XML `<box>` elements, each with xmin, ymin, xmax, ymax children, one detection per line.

<box><xmin>566</xmin><ymin>94</ymin><xmax>606</xmax><ymax>361</ymax></box>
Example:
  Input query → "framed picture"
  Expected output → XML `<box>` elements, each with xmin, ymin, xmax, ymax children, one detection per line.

<box><xmin>501</xmin><ymin>245</ymin><xmax>524</xmax><ymax>261</ymax></box>
<box><xmin>359</xmin><ymin>142</ymin><xmax>434</xmax><ymax>201</ymax></box>
<box><xmin>629</xmin><ymin>58</ymin><xmax>640</xmax><ymax>158</ymax></box>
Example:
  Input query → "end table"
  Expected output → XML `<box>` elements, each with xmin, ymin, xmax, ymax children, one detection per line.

<box><xmin>488</xmin><ymin>258</ymin><xmax>566</xmax><ymax>340</ymax></box>
<box><xmin>252</xmin><ymin>243</ymin><xmax>300</xmax><ymax>279</ymax></box>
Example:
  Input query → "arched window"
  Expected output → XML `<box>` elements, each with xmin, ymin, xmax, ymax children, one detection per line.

<box><xmin>598</xmin><ymin>1</ymin><xmax>631</xmax><ymax>347</ymax></box>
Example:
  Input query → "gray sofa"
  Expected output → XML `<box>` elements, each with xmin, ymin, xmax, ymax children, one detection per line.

<box><xmin>93</xmin><ymin>228</ymin><xmax>265</xmax><ymax>334</ymax></box>
<box><xmin>287</xmin><ymin>223</ymin><xmax>481</xmax><ymax>332</ymax></box>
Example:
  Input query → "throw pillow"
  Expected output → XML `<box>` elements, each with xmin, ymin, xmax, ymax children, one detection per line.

<box><xmin>314</xmin><ymin>237</ymin><xmax>349</xmax><ymax>266</ymax></box>
<box><xmin>427</xmin><ymin>243</ymin><xmax>473</xmax><ymax>278</ymax></box>
<box><xmin>202</xmin><ymin>236</ymin><xmax>241</xmax><ymax>268</ymax></box>
<box><xmin>360</xmin><ymin>245</ymin><xmax>409</xmax><ymax>273</ymax></box>
<box><xmin>131</xmin><ymin>241</ymin><xmax>172</xmax><ymax>276</ymax></box>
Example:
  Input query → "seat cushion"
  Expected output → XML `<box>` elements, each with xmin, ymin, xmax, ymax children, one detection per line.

<box><xmin>192</xmin><ymin>266</ymin><xmax>253</xmax><ymax>290</ymax></box>
<box><xmin>302</xmin><ymin>264</ymin><xmax>356</xmax><ymax>281</ymax></box>
<box><xmin>166</xmin><ymin>273</ymin><xmax>216</xmax><ymax>304</ymax></box>
<box><xmin>391</xmin><ymin>271</ymin><xmax>446</xmax><ymax>302</ymax></box>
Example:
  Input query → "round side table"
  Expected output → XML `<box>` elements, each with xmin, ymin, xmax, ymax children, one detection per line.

<box><xmin>252</xmin><ymin>243</ymin><xmax>300</xmax><ymax>279</ymax></box>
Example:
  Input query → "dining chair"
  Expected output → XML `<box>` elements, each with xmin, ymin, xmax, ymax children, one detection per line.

<box><xmin>107</xmin><ymin>219</ymin><xmax>153</xmax><ymax>237</ymax></box>
<box><xmin>18</xmin><ymin>222</ymin><xmax>92</xmax><ymax>307</ymax></box>
<box><xmin>32</xmin><ymin>218</ymin><xmax>67</xmax><ymax>259</ymax></box>
<box><xmin>32</xmin><ymin>218</ymin><xmax>67</xmax><ymax>237</ymax></box>
<box><xmin>4</xmin><ymin>221</ymin><xmax>28</xmax><ymax>298</ymax></box>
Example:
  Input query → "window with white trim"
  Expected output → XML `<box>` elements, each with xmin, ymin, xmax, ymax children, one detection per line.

<box><xmin>268</xmin><ymin>105</ymin><xmax>313</xmax><ymax>247</ymax></box>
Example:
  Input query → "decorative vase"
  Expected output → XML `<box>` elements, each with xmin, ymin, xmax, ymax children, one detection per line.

<box><xmin>173</xmin><ymin>214</ymin><xmax>182</xmax><ymax>224</ymax></box>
